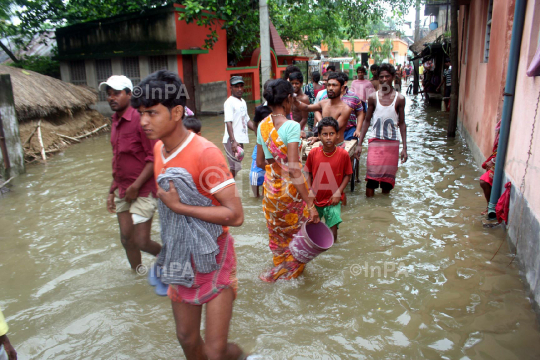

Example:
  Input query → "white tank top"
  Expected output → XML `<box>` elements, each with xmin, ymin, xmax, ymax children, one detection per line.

<box><xmin>369</xmin><ymin>91</ymin><xmax>399</xmax><ymax>141</ymax></box>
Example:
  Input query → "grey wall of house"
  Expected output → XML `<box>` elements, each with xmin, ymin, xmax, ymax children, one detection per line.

<box><xmin>111</xmin><ymin>58</ymin><xmax>122</xmax><ymax>75</ymax></box>
<box><xmin>458</xmin><ymin>115</ymin><xmax>540</xmax><ymax>314</ymax></box>
<box><xmin>167</xmin><ymin>55</ymin><xmax>178</xmax><ymax>74</ymax></box>
<box><xmin>199</xmin><ymin>82</ymin><xmax>227</xmax><ymax>114</ymax></box>
<box><xmin>59</xmin><ymin>50</ymin><xmax>186</xmax><ymax>117</ymax></box>
<box><xmin>60</xmin><ymin>61</ymin><xmax>70</xmax><ymax>82</ymax></box>
<box><xmin>0</xmin><ymin>74</ymin><xmax>25</xmax><ymax>179</ymax></box>
<box><xmin>56</xmin><ymin>10</ymin><xmax>176</xmax><ymax>58</ymax></box>
<box><xmin>457</xmin><ymin>117</ymin><xmax>487</xmax><ymax>168</ymax></box>
<box><xmin>504</xmin><ymin>176</ymin><xmax>540</xmax><ymax>313</ymax></box>
<box><xmin>140</xmin><ymin>56</ymin><xmax>150</xmax><ymax>79</ymax></box>
<box><xmin>85</xmin><ymin>59</ymin><xmax>98</xmax><ymax>89</ymax></box>
<box><xmin>62</xmin><ymin>55</ymin><xmax>180</xmax><ymax>117</ymax></box>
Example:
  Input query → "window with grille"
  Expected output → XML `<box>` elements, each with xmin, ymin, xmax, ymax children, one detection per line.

<box><xmin>96</xmin><ymin>59</ymin><xmax>113</xmax><ymax>101</ymax></box>
<box><xmin>122</xmin><ymin>57</ymin><xmax>141</xmax><ymax>88</ymax></box>
<box><xmin>149</xmin><ymin>56</ymin><xmax>168</xmax><ymax>73</ymax></box>
<box><xmin>483</xmin><ymin>0</ymin><xmax>493</xmax><ymax>63</ymax></box>
<box><xmin>69</xmin><ymin>61</ymin><xmax>87</xmax><ymax>86</ymax></box>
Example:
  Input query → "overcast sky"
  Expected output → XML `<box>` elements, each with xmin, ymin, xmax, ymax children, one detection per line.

<box><xmin>400</xmin><ymin>3</ymin><xmax>431</xmax><ymax>37</ymax></box>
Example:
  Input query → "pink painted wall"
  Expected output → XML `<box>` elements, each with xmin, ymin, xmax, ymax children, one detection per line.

<box><xmin>457</xmin><ymin>0</ymin><xmax>515</xmax><ymax>158</ymax></box>
<box><xmin>505</xmin><ymin>0</ymin><xmax>540</xmax><ymax>217</ymax></box>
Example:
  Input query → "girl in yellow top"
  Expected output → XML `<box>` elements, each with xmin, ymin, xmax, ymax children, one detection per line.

<box><xmin>0</xmin><ymin>308</ymin><xmax>16</xmax><ymax>360</ymax></box>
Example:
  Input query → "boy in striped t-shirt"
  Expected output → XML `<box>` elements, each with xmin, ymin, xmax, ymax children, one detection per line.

<box><xmin>132</xmin><ymin>70</ymin><xmax>250</xmax><ymax>360</ymax></box>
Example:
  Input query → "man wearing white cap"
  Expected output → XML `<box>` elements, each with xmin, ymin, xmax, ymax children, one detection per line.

<box><xmin>223</xmin><ymin>76</ymin><xmax>250</xmax><ymax>178</ymax></box>
<box><xmin>99</xmin><ymin>75</ymin><xmax>162</xmax><ymax>270</ymax></box>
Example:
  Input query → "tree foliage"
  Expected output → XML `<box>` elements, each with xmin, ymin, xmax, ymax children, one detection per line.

<box><xmin>369</xmin><ymin>37</ymin><xmax>394</xmax><ymax>64</ymax></box>
<box><xmin>1</xmin><ymin>0</ymin><xmax>416</xmax><ymax>64</ymax></box>
<box><xmin>9</xmin><ymin>54</ymin><xmax>60</xmax><ymax>78</ymax></box>
<box><xmin>178</xmin><ymin>0</ymin><xmax>259</xmax><ymax>60</ymax></box>
<box><xmin>269</xmin><ymin>0</ymin><xmax>413</xmax><ymax>60</ymax></box>
<box><xmin>1</xmin><ymin>0</ymin><xmax>167</xmax><ymax>64</ymax></box>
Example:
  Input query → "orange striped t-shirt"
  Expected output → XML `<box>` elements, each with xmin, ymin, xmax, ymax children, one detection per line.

<box><xmin>153</xmin><ymin>132</ymin><xmax>235</xmax><ymax>233</ymax></box>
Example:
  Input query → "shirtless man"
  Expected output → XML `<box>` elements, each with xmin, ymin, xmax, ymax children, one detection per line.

<box><xmin>289</xmin><ymin>71</ymin><xmax>310</xmax><ymax>136</ymax></box>
<box><xmin>294</xmin><ymin>72</ymin><xmax>352</xmax><ymax>146</ymax></box>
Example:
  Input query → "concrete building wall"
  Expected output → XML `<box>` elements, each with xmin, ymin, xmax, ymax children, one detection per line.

<box><xmin>56</xmin><ymin>9</ymin><xmax>177</xmax><ymax>58</ymax></box>
<box><xmin>457</xmin><ymin>0</ymin><xmax>515</xmax><ymax>161</ymax></box>
<box><xmin>323</xmin><ymin>39</ymin><xmax>409</xmax><ymax>63</ymax></box>
<box><xmin>503</xmin><ymin>0</ymin><xmax>540</xmax><ymax>306</ymax></box>
<box><xmin>59</xmin><ymin>61</ymin><xmax>70</xmax><ymax>83</ymax></box>
<box><xmin>458</xmin><ymin>0</ymin><xmax>540</xmax><ymax>308</ymax></box>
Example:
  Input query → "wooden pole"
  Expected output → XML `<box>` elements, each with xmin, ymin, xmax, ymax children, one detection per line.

<box><xmin>447</xmin><ymin>0</ymin><xmax>459</xmax><ymax>137</ymax></box>
<box><xmin>23</xmin><ymin>123</ymin><xmax>40</xmax><ymax>146</ymax></box>
<box><xmin>73</xmin><ymin>123</ymin><xmax>109</xmax><ymax>140</ymax></box>
<box><xmin>0</xmin><ymin>113</ymin><xmax>11</xmax><ymax>177</ymax></box>
<box><xmin>55</xmin><ymin>133</ymin><xmax>81</xmax><ymax>143</ymax></box>
<box><xmin>37</xmin><ymin>120</ymin><xmax>47</xmax><ymax>161</ymax></box>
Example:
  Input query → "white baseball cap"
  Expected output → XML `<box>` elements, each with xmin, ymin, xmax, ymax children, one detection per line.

<box><xmin>98</xmin><ymin>75</ymin><xmax>133</xmax><ymax>92</ymax></box>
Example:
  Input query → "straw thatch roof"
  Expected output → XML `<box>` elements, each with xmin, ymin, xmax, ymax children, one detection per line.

<box><xmin>410</xmin><ymin>27</ymin><xmax>445</xmax><ymax>54</ymax></box>
<box><xmin>0</xmin><ymin>65</ymin><xmax>97</xmax><ymax>121</ymax></box>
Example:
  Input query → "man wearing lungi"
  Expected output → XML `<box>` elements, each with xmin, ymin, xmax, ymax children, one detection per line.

<box><xmin>357</xmin><ymin>63</ymin><xmax>408</xmax><ymax>197</ymax></box>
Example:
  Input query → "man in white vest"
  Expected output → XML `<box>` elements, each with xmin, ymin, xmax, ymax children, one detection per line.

<box><xmin>223</xmin><ymin>76</ymin><xmax>250</xmax><ymax>179</ymax></box>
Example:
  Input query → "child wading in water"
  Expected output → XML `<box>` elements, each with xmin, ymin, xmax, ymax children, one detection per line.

<box><xmin>305</xmin><ymin>117</ymin><xmax>353</xmax><ymax>241</ymax></box>
<box><xmin>133</xmin><ymin>70</ymin><xmax>252</xmax><ymax>360</ymax></box>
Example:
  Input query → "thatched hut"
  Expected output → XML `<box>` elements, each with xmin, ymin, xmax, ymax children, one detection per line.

<box><xmin>409</xmin><ymin>27</ymin><xmax>449</xmax><ymax>106</ymax></box>
<box><xmin>410</xmin><ymin>27</ymin><xmax>445</xmax><ymax>55</ymax></box>
<box><xmin>0</xmin><ymin>65</ymin><xmax>108</xmax><ymax>161</ymax></box>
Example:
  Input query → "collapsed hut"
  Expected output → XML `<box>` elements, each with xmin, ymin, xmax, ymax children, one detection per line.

<box><xmin>0</xmin><ymin>65</ymin><xmax>108</xmax><ymax>162</ymax></box>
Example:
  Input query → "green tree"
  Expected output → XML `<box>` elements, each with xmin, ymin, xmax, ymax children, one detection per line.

<box><xmin>178</xmin><ymin>0</ymin><xmax>259</xmax><ymax>60</ymax></box>
<box><xmin>3</xmin><ymin>0</ymin><xmax>416</xmax><ymax>63</ymax></box>
<box><xmin>9</xmin><ymin>54</ymin><xmax>61</xmax><ymax>78</ymax></box>
<box><xmin>369</xmin><ymin>37</ymin><xmax>393</xmax><ymax>64</ymax></box>
<box><xmin>181</xmin><ymin>0</ymin><xmax>416</xmax><ymax>59</ymax></box>
<box><xmin>268</xmin><ymin>1</ymin><xmax>343</xmax><ymax>51</ymax></box>
<box><xmin>0</xmin><ymin>0</ymin><xmax>20</xmax><ymax>63</ymax></box>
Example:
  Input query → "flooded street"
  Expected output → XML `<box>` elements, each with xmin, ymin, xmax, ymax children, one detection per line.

<box><xmin>2</xmin><ymin>95</ymin><xmax>540</xmax><ymax>359</ymax></box>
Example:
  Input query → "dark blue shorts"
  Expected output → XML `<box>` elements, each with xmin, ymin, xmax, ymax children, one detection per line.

<box><xmin>344</xmin><ymin>126</ymin><xmax>357</xmax><ymax>141</ymax></box>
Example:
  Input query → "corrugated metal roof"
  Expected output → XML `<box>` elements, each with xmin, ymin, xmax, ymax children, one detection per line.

<box><xmin>269</xmin><ymin>21</ymin><xmax>289</xmax><ymax>56</ymax></box>
<box><xmin>0</xmin><ymin>31</ymin><xmax>55</xmax><ymax>64</ymax></box>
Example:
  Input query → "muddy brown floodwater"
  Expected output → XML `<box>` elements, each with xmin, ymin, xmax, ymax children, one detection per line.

<box><xmin>1</xmin><ymin>95</ymin><xmax>540</xmax><ymax>359</ymax></box>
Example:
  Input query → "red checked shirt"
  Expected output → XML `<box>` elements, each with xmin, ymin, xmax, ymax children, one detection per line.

<box><xmin>109</xmin><ymin>106</ymin><xmax>157</xmax><ymax>198</ymax></box>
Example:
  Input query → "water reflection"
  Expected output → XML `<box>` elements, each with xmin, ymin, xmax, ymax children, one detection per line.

<box><xmin>1</xmin><ymin>95</ymin><xmax>539</xmax><ymax>359</ymax></box>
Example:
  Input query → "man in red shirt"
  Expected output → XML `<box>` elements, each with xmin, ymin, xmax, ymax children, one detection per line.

<box><xmin>101</xmin><ymin>75</ymin><xmax>161</xmax><ymax>270</ymax></box>
<box><xmin>305</xmin><ymin>117</ymin><xmax>353</xmax><ymax>241</ymax></box>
